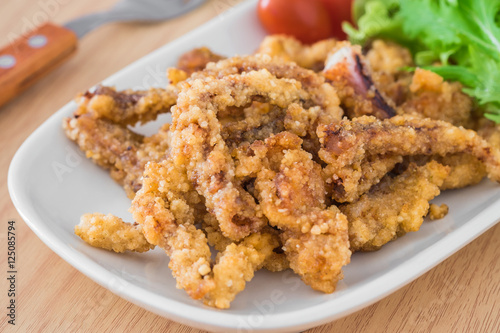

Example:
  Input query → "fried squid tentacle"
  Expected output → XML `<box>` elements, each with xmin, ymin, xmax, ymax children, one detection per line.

<box><xmin>177</xmin><ymin>47</ymin><xmax>226</xmax><ymax>75</ymax></box>
<box><xmin>477</xmin><ymin>118</ymin><xmax>500</xmax><ymax>151</ymax></box>
<box><xmin>75</xmin><ymin>213</ymin><xmax>155</xmax><ymax>253</ymax></box>
<box><xmin>64</xmin><ymin>48</ymin><xmax>230</xmax><ymax>197</ymax></box>
<box><xmin>131</xmin><ymin>159</ymin><xmax>280</xmax><ymax>309</ymax></box>
<box><xmin>63</xmin><ymin>114</ymin><xmax>171</xmax><ymax>198</ymax></box>
<box><xmin>318</xmin><ymin>115</ymin><xmax>500</xmax><ymax>202</ymax></box>
<box><xmin>235</xmin><ymin>132</ymin><xmax>351</xmax><ymax>293</ymax></box>
<box><xmin>323</xmin><ymin>41</ymin><xmax>396</xmax><ymax>119</ymax></box>
<box><xmin>406</xmin><ymin>154</ymin><xmax>487</xmax><ymax>190</ymax></box>
<box><xmin>324</xmin><ymin>154</ymin><xmax>403</xmax><ymax>203</ymax></box>
<box><xmin>400</xmin><ymin>68</ymin><xmax>473</xmax><ymax>127</ymax></box>
<box><xmin>73</xmin><ymin>48</ymin><xmax>226</xmax><ymax>126</ymax></box>
<box><xmin>172</xmin><ymin>55</ymin><xmax>342</xmax><ymax>241</ymax></box>
<box><xmin>256</xmin><ymin>35</ymin><xmax>337</xmax><ymax>71</ymax></box>
<box><xmin>202</xmin><ymin>213</ymin><xmax>290</xmax><ymax>273</ymax></box>
<box><xmin>341</xmin><ymin>161</ymin><xmax>449</xmax><ymax>252</ymax></box>
<box><xmin>366</xmin><ymin>40</ymin><xmax>414</xmax><ymax>106</ymax></box>
<box><xmin>75</xmin><ymin>85</ymin><xmax>178</xmax><ymax>126</ymax></box>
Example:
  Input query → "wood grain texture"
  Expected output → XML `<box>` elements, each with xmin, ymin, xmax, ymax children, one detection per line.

<box><xmin>0</xmin><ymin>0</ymin><xmax>498</xmax><ymax>332</ymax></box>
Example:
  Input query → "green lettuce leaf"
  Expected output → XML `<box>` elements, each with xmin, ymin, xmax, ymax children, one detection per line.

<box><xmin>343</xmin><ymin>0</ymin><xmax>413</xmax><ymax>49</ymax></box>
<box><xmin>346</xmin><ymin>0</ymin><xmax>500</xmax><ymax>122</ymax></box>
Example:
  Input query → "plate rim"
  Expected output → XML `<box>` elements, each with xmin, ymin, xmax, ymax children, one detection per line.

<box><xmin>7</xmin><ymin>0</ymin><xmax>500</xmax><ymax>331</ymax></box>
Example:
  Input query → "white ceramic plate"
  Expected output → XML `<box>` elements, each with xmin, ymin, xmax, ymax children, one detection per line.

<box><xmin>8</xmin><ymin>1</ymin><xmax>500</xmax><ymax>332</ymax></box>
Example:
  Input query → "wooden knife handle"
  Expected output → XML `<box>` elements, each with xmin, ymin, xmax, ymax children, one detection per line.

<box><xmin>0</xmin><ymin>22</ymin><xmax>77</xmax><ymax>108</ymax></box>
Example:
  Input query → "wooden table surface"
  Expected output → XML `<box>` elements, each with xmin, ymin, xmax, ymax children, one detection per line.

<box><xmin>0</xmin><ymin>0</ymin><xmax>499</xmax><ymax>332</ymax></box>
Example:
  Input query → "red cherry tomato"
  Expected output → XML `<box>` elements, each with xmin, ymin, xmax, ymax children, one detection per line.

<box><xmin>319</xmin><ymin>0</ymin><xmax>354</xmax><ymax>40</ymax></box>
<box><xmin>257</xmin><ymin>0</ymin><xmax>333</xmax><ymax>44</ymax></box>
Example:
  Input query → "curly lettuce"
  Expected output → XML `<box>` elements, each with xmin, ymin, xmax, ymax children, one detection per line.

<box><xmin>344</xmin><ymin>0</ymin><xmax>500</xmax><ymax>122</ymax></box>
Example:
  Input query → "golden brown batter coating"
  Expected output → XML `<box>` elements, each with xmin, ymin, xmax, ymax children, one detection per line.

<box><xmin>65</xmin><ymin>47</ymin><xmax>226</xmax><ymax>193</ymax></box>
<box><xmin>366</xmin><ymin>42</ymin><xmax>473</xmax><ymax>127</ymax></box>
<box><xmin>318</xmin><ymin>116</ymin><xmax>500</xmax><ymax>203</ymax></box>
<box><xmin>256</xmin><ymin>35</ymin><xmax>337</xmax><ymax>71</ymax></box>
<box><xmin>221</xmin><ymin>102</ymin><xmax>285</xmax><ymax>151</ymax></box>
<box><xmin>65</xmin><ymin>40</ymin><xmax>500</xmax><ymax>309</ymax></box>
<box><xmin>65</xmin><ymin>85</ymin><xmax>285</xmax><ymax>199</ymax></box>
<box><xmin>75</xmin><ymin>213</ymin><xmax>154</xmax><ymax>253</ymax></box>
<box><xmin>408</xmin><ymin>154</ymin><xmax>487</xmax><ymax>190</ymax></box>
<box><xmin>428</xmin><ymin>204</ymin><xmax>449</xmax><ymax>220</ymax></box>
<box><xmin>367</xmin><ymin>40</ymin><xmax>414</xmax><ymax>106</ymax></box>
<box><xmin>75</xmin><ymin>85</ymin><xmax>178</xmax><ymax>126</ymax></box>
<box><xmin>63</xmin><ymin>114</ymin><xmax>171</xmax><ymax>198</ymax></box>
<box><xmin>202</xmin><ymin>213</ymin><xmax>290</xmax><ymax>273</ymax></box>
<box><xmin>435</xmin><ymin>154</ymin><xmax>486</xmax><ymax>189</ymax></box>
<box><xmin>367</xmin><ymin>40</ymin><xmax>414</xmax><ymax>76</ymax></box>
<box><xmin>72</xmin><ymin>48</ymin><xmax>224</xmax><ymax>127</ymax></box>
<box><xmin>236</xmin><ymin>132</ymin><xmax>351</xmax><ymax>293</ymax></box>
<box><xmin>177</xmin><ymin>47</ymin><xmax>226</xmax><ymax>75</ymax></box>
<box><xmin>131</xmin><ymin>159</ymin><xmax>280</xmax><ymax>308</ymax></box>
<box><xmin>400</xmin><ymin>68</ymin><xmax>473</xmax><ymax>127</ymax></box>
<box><xmin>172</xmin><ymin>55</ymin><xmax>342</xmax><ymax>241</ymax></box>
<box><xmin>342</xmin><ymin>161</ymin><xmax>449</xmax><ymax>252</ymax></box>
<box><xmin>477</xmin><ymin>119</ymin><xmax>500</xmax><ymax>151</ymax></box>
<box><xmin>323</xmin><ymin>153</ymin><xmax>403</xmax><ymax>203</ymax></box>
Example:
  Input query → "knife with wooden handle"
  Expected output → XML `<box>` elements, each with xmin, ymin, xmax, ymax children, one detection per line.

<box><xmin>0</xmin><ymin>24</ymin><xmax>77</xmax><ymax>108</ymax></box>
<box><xmin>0</xmin><ymin>0</ymin><xmax>206</xmax><ymax>108</ymax></box>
